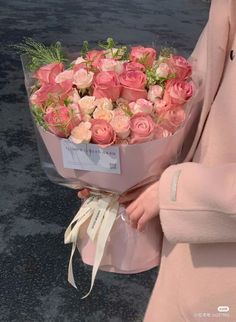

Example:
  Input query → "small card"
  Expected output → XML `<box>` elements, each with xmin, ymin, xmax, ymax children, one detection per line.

<box><xmin>61</xmin><ymin>140</ymin><xmax>121</xmax><ymax>174</ymax></box>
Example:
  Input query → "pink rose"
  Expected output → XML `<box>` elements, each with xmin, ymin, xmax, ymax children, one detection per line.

<box><xmin>158</xmin><ymin>108</ymin><xmax>186</xmax><ymax>133</ymax></box>
<box><xmin>73</xmin><ymin>68</ymin><xmax>94</xmax><ymax>89</ymax></box>
<box><xmin>55</xmin><ymin>70</ymin><xmax>74</xmax><ymax>83</ymax></box>
<box><xmin>164</xmin><ymin>79</ymin><xmax>193</xmax><ymax>106</ymax></box>
<box><xmin>44</xmin><ymin>104</ymin><xmax>81</xmax><ymax>137</ymax></box>
<box><xmin>130</xmin><ymin>46</ymin><xmax>157</xmax><ymax>68</ymax></box>
<box><xmin>130</xmin><ymin>112</ymin><xmax>155</xmax><ymax>144</ymax></box>
<box><xmin>98</xmin><ymin>58</ymin><xmax>124</xmax><ymax>74</ymax></box>
<box><xmin>119</xmin><ymin>70</ymin><xmax>147</xmax><ymax>102</ymax></box>
<box><xmin>70</xmin><ymin>121</ymin><xmax>92</xmax><ymax>144</ymax></box>
<box><xmin>91</xmin><ymin>119</ymin><xmax>116</xmax><ymax>147</ymax></box>
<box><xmin>148</xmin><ymin>85</ymin><xmax>164</xmax><ymax>102</ymax></box>
<box><xmin>154</xmin><ymin>98</ymin><xmax>172</xmax><ymax>113</ymax></box>
<box><xmin>93</xmin><ymin>71</ymin><xmax>121</xmax><ymax>101</ymax></box>
<box><xmin>155</xmin><ymin>63</ymin><xmax>171</xmax><ymax>78</ymax></box>
<box><xmin>30</xmin><ymin>85</ymin><xmax>52</xmax><ymax>106</ymax></box>
<box><xmin>30</xmin><ymin>83</ymin><xmax>71</xmax><ymax>106</ymax></box>
<box><xmin>123</xmin><ymin>61</ymin><xmax>145</xmax><ymax>72</ymax></box>
<box><xmin>119</xmin><ymin>70</ymin><xmax>146</xmax><ymax>89</ymax></box>
<box><xmin>168</xmin><ymin>55</ymin><xmax>192</xmax><ymax>80</ymax></box>
<box><xmin>86</xmin><ymin>50</ymin><xmax>105</xmax><ymax>68</ymax></box>
<box><xmin>129</xmin><ymin>99</ymin><xmax>153</xmax><ymax>114</ymax></box>
<box><xmin>35</xmin><ymin>63</ymin><xmax>64</xmax><ymax>85</ymax></box>
<box><xmin>110</xmin><ymin>115</ymin><xmax>130</xmax><ymax>139</ymax></box>
<box><xmin>73</xmin><ymin>61</ymin><xmax>88</xmax><ymax>72</ymax></box>
<box><xmin>154</xmin><ymin>124</ymin><xmax>172</xmax><ymax>139</ymax></box>
<box><xmin>55</xmin><ymin>69</ymin><xmax>74</xmax><ymax>91</ymax></box>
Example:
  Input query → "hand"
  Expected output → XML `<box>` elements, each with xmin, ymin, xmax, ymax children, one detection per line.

<box><xmin>118</xmin><ymin>185</ymin><xmax>151</xmax><ymax>206</ymax></box>
<box><xmin>123</xmin><ymin>181</ymin><xmax>160</xmax><ymax>232</ymax></box>
<box><xmin>77</xmin><ymin>188</ymin><xmax>91</xmax><ymax>199</ymax></box>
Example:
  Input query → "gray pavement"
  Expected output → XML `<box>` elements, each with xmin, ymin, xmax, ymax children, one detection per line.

<box><xmin>0</xmin><ymin>1</ymin><xmax>209</xmax><ymax>321</ymax></box>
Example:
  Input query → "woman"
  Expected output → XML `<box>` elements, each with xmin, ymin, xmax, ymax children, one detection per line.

<box><xmin>122</xmin><ymin>0</ymin><xmax>236</xmax><ymax>320</ymax></box>
<box><xmin>80</xmin><ymin>0</ymin><xmax>236</xmax><ymax>320</ymax></box>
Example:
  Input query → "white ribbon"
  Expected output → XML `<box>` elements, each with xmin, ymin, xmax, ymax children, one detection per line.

<box><xmin>64</xmin><ymin>193</ymin><xmax>119</xmax><ymax>298</ymax></box>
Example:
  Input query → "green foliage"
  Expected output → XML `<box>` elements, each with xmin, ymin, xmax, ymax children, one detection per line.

<box><xmin>99</xmin><ymin>37</ymin><xmax>117</xmax><ymax>50</ymax></box>
<box><xmin>31</xmin><ymin>105</ymin><xmax>47</xmax><ymax>129</ymax></box>
<box><xmin>138</xmin><ymin>53</ymin><xmax>150</xmax><ymax>67</ymax></box>
<box><xmin>121</xmin><ymin>104</ymin><xmax>133</xmax><ymax>117</ymax></box>
<box><xmin>99</xmin><ymin>37</ymin><xmax>129</xmax><ymax>60</ymax></box>
<box><xmin>146</xmin><ymin>67</ymin><xmax>176</xmax><ymax>87</ymax></box>
<box><xmin>13</xmin><ymin>38</ymin><xmax>68</xmax><ymax>71</ymax></box>
<box><xmin>80</xmin><ymin>40</ymin><xmax>89</xmax><ymax>58</ymax></box>
<box><xmin>159</xmin><ymin>47</ymin><xmax>174</xmax><ymax>58</ymax></box>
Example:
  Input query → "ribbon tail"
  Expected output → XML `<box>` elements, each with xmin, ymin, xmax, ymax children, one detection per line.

<box><xmin>81</xmin><ymin>199</ymin><xmax>119</xmax><ymax>299</ymax></box>
<box><xmin>64</xmin><ymin>196</ymin><xmax>98</xmax><ymax>289</ymax></box>
<box><xmin>68</xmin><ymin>242</ymin><xmax>77</xmax><ymax>289</ymax></box>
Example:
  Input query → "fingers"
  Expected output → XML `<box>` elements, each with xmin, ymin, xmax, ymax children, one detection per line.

<box><xmin>77</xmin><ymin>188</ymin><xmax>90</xmax><ymax>199</ymax></box>
<box><xmin>118</xmin><ymin>187</ymin><xmax>144</xmax><ymax>204</ymax></box>
<box><xmin>126</xmin><ymin>203</ymin><xmax>144</xmax><ymax>229</ymax></box>
<box><xmin>137</xmin><ymin>215</ymin><xmax>147</xmax><ymax>232</ymax></box>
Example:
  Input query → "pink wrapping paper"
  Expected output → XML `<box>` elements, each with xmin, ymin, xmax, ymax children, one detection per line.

<box><xmin>36</xmin><ymin>123</ymin><xmax>186</xmax><ymax>273</ymax></box>
<box><xmin>37</xmin><ymin>123</ymin><xmax>186</xmax><ymax>194</ymax></box>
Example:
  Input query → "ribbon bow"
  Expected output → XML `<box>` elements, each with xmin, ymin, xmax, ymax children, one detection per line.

<box><xmin>64</xmin><ymin>193</ymin><xmax>120</xmax><ymax>299</ymax></box>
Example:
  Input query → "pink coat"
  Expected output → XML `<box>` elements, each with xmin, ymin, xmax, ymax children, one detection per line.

<box><xmin>144</xmin><ymin>0</ymin><xmax>236</xmax><ymax>321</ymax></box>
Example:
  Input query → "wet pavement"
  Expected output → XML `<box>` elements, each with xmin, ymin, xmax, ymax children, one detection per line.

<box><xmin>0</xmin><ymin>1</ymin><xmax>209</xmax><ymax>321</ymax></box>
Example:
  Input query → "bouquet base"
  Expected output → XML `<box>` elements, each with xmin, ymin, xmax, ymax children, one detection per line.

<box><xmin>80</xmin><ymin>252</ymin><xmax>160</xmax><ymax>274</ymax></box>
<box><xmin>77</xmin><ymin>214</ymin><xmax>163</xmax><ymax>274</ymax></box>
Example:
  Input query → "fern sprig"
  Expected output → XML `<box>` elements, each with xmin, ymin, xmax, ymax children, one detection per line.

<box><xmin>13</xmin><ymin>38</ymin><xmax>68</xmax><ymax>71</ymax></box>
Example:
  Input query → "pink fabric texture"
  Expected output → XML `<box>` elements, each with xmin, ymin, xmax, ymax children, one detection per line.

<box><xmin>144</xmin><ymin>0</ymin><xmax>236</xmax><ymax>321</ymax></box>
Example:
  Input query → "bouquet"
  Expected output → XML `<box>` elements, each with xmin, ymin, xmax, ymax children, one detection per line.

<box><xmin>19</xmin><ymin>38</ymin><xmax>196</xmax><ymax>298</ymax></box>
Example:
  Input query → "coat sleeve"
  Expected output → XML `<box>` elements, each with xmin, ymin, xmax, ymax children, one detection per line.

<box><xmin>159</xmin><ymin>162</ymin><xmax>236</xmax><ymax>243</ymax></box>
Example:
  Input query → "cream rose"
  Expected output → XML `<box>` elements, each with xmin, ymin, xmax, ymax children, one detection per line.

<box><xmin>70</xmin><ymin>121</ymin><xmax>92</xmax><ymax>144</ymax></box>
<box><xmin>73</xmin><ymin>56</ymin><xmax>86</xmax><ymax>65</ymax></box>
<box><xmin>155</xmin><ymin>62</ymin><xmax>171</xmax><ymax>78</ymax></box>
<box><xmin>93</xmin><ymin>106</ymin><xmax>114</xmax><ymax>122</ymax></box>
<box><xmin>95</xmin><ymin>97</ymin><xmax>113</xmax><ymax>110</ymax></box>
<box><xmin>98</xmin><ymin>58</ymin><xmax>124</xmax><ymax>74</ymax></box>
<box><xmin>110</xmin><ymin>115</ymin><xmax>130</xmax><ymax>139</ymax></box>
<box><xmin>148</xmin><ymin>85</ymin><xmax>164</xmax><ymax>102</ymax></box>
<box><xmin>68</xmin><ymin>88</ymin><xmax>81</xmax><ymax>104</ymax></box>
<box><xmin>129</xmin><ymin>99</ymin><xmax>153</xmax><ymax>114</ymax></box>
<box><xmin>78</xmin><ymin>96</ymin><xmax>96</xmax><ymax>115</ymax></box>
<box><xmin>73</xmin><ymin>68</ymin><xmax>94</xmax><ymax>89</ymax></box>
